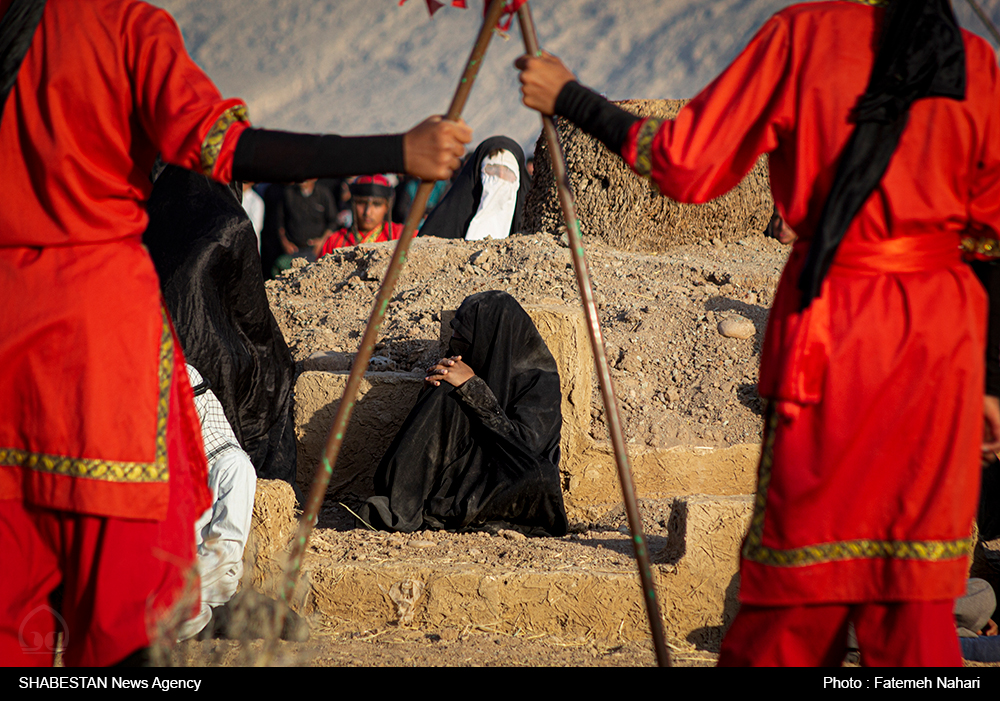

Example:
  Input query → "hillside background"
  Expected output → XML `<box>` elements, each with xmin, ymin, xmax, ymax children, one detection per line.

<box><xmin>151</xmin><ymin>0</ymin><xmax>1000</xmax><ymax>155</ymax></box>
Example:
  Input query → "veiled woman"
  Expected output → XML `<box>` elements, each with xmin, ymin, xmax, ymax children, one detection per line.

<box><xmin>359</xmin><ymin>291</ymin><xmax>567</xmax><ymax>536</ymax></box>
<box><xmin>419</xmin><ymin>136</ymin><xmax>530</xmax><ymax>241</ymax></box>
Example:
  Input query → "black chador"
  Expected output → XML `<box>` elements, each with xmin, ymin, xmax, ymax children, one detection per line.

<box><xmin>143</xmin><ymin>165</ymin><xmax>298</xmax><ymax>493</ymax></box>
<box><xmin>360</xmin><ymin>291</ymin><xmax>568</xmax><ymax>536</ymax></box>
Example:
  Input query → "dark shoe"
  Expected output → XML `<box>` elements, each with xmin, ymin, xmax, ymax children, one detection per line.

<box><xmin>207</xmin><ymin>590</ymin><xmax>310</xmax><ymax>642</ymax></box>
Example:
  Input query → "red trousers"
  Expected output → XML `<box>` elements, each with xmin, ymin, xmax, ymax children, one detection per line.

<box><xmin>0</xmin><ymin>365</ymin><xmax>207</xmax><ymax>667</ymax></box>
<box><xmin>719</xmin><ymin>601</ymin><xmax>962</xmax><ymax>666</ymax></box>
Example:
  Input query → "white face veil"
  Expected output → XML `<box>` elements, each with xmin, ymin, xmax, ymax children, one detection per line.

<box><xmin>464</xmin><ymin>150</ymin><xmax>520</xmax><ymax>242</ymax></box>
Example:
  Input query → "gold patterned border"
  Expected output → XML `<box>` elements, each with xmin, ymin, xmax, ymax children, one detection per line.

<box><xmin>199</xmin><ymin>104</ymin><xmax>249</xmax><ymax>177</ymax></box>
<box><xmin>847</xmin><ymin>0</ymin><xmax>888</xmax><ymax>6</ymax></box>
<box><xmin>0</xmin><ymin>309</ymin><xmax>173</xmax><ymax>484</ymax></box>
<box><xmin>742</xmin><ymin>404</ymin><xmax>973</xmax><ymax>567</ymax></box>
<box><xmin>633</xmin><ymin>117</ymin><xmax>664</xmax><ymax>180</ymax></box>
<box><xmin>961</xmin><ymin>236</ymin><xmax>1000</xmax><ymax>259</ymax></box>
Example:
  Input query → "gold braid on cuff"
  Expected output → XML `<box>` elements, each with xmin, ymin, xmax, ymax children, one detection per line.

<box><xmin>200</xmin><ymin>105</ymin><xmax>250</xmax><ymax>177</ymax></box>
<box><xmin>633</xmin><ymin>117</ymin><xmax>664</xmax><ymax>180</ymax></box>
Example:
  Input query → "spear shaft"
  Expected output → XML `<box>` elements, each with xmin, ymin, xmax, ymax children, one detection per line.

<box><xmin>516</xmin><ymin>2</ymin><xmax>671</xmax><ymax>668</ymax></box>
<box><xmin>275</xmin><ymin>0</ymin><xmax>509</xmax><ymax>615</ymax></box>
<box><xmin>965</xmin><ymin>0</ymin><xmax>1000</xmax><ymax>46</ymax></box>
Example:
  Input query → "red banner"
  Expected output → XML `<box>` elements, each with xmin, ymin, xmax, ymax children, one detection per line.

<box><xmin>399</xmin><ymin>0</ymin><xmax>526</xmax><ymax>28</ymax></box>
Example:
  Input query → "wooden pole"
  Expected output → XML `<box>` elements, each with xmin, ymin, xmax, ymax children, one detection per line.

<box><xmin>965</xmin><ymin>0</ymin><xmax>1000</xmax><ymax>46</ymax></box>
<box><xmin>516</xmin><ymin>2</ymin><xmax>672</xmax><ymax>668</ymax></box>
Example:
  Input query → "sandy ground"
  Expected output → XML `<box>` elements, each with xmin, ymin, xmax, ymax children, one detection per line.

<box><xmin>267</xmin><ymin>231</ymin><xmax>790</xmax><ymax>448</ymax></box>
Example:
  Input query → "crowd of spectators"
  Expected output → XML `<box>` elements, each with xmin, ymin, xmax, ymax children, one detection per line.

<box><xmin>248</xmin><ymin>137</ymin><xmax>532</xmax><ymax>279</ymax></box>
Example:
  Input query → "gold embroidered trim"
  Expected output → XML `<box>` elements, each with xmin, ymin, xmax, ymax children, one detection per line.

<box><xmin>742</xmin><ymin>405</ymin><xmax>973</xmax><ymax>567</ymax></box>
<box><xmin>633</xmin><ymin>117</ymin><xmax>664</xmax><ymax>180</ymax></box>
<box><xmin>961</xmin><ymin>236</ymin><xmax>1000</xmax><ymax>258</ymax></box>
<box><xmin>199</xmin><ymin>104</ymin><xmax>249</xmax><ymax>176</ymax></box>
<box><xmin>0</xmin><ymin>309</ymin><xmax>173</xmax><ymax>484</ymax></box>
<box><xmin>745</xmin><ymin>534</ymin><xmax>974</xmax><ymax>567</ymax></box>
<box><xmin>846</xmin><ymin>0</ymin><xmax>888</xmax><ymax>6</ymax></box>
<box><xmin>0</xmin><ymin>448</ymin><xmax>169</xmax><ymax>483</ymax></box>
<box><xmin>154</xmin><ymin>307</ymin><xmax>173</xmax><ymax>471</ymax></box>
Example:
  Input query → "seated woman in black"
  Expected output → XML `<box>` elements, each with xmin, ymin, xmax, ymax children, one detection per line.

<box><xmin>359</xmin><ymin>291</ymin><xmax>568</xmax><ymax>536</ymax></box>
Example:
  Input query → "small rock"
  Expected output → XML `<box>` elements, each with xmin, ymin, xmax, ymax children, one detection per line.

<box><xmin>303</xmin><ymin>350</ymin><xmax>353</xmax><ymax>372</ymax></box>
<box><xmin>718</xmin><ymin>316</ymin><xmax>755</xmax><ymax>339</ymax></box>
<box><xmin>499</xmin><ymin>529</ymin><xmax>527</xmax><ymax>542</ymax></box>
<box><xmin>291</xmin><ymin>257</ymin><xmax>308</xmax><ymax>268</ymax></box>
<box><xmin>470</xmin><ymin>249</ymin><xmax>490</xmax><ymax>266</ymax></box>
<box><xmin>408</xmin><ymin>539</ymin><xmax>437</xmax><ymax>549</ymax></box>
<box><xmin>369</xmin><ymin>355</ymin><xmax>396</xmax><ymax>372</ymax></box>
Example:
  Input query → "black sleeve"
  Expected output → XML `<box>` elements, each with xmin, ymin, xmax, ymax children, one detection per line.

<box><xmin>554</xmin><ymin>81</ymin><xmax>641</xmax><ymax>155</ymax></box>
<box><xmin>452</xmin><ymin>376</ymin><xmax>518</xmax><ymax>437</ymax></box>
<box><xmin>232</xmin><ymin>129</ymin><xmax>406</xmax><ymax>183</ymax></box>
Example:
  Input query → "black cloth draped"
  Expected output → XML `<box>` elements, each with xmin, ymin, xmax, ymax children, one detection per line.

<box><xmin>143</xmin><ymin>165</ymin><xmax>298</xmax><ymax>492</ymax></box>
<box><xmin>0</xmin><ymin>0</ymin><xmax>45</xmax><ymax>121</ymax></box>
<box><xmin>797</xmin><ymin>0</ymin><xmax>966</xmax><ymax>308</ymax></box>
<box><xmin>419</xmin><ymin>136</ymin><xmax>530</xmax><ymax>240</ymax></box>
<box><xmin>360</xmin><ymin>291</ymin><xmax>567</xmax><ymax>536</ymax></box>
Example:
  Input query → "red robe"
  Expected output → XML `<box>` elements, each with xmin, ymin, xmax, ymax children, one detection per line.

<box><xmin>0</xmin><ymin>0</ymin><xmax>250</xmax><ymax>522</ymax></box>
<box><xmin>318</xmin><ymin>221</ymin><xmax>405</xmax><ymax>255</ymax></box>
<box><xmin>621</xmin><ymin>1</ymin><xmax>1000</xmax><ymax>605</ymax></box>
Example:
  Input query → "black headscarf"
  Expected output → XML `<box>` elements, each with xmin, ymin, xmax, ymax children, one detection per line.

<box><xmin>449</xmin><ymin>290</ymin><xmax>562</xmax><ymax>471</ymax></box>
<box><xmin>420</xmin><ymin>136</ymin><xmax>531</xmax><ymax>240</ymax></box>
<box><xmin>143</xmin><ymin>165</ymin><xmax>299</xmax><ymax>493</ymax></box>
<box><xmin>0</xmin><ymin>0</ymin><xmax>45</xmax><ymax>121</ymax></box>
<box><xmin>797</xmin><ymin>0</ymin><xmax>966</xmax><ymax>308</ymax></box>
<box><xmin>361</xmin><ymin>291</ymin><xmax>566</xmax><ymax>535</ymax></box>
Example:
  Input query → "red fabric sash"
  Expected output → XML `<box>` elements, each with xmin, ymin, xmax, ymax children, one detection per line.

<box><xmin>759</xmin><ymin>234</ymin><xmax>963</xmax><ymax>416</ymax></box>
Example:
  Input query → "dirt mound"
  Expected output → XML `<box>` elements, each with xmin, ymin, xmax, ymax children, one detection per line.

<box><xmin>266</xmin><ymin>232</ymin><xmax>789</xmax><ymax>450</ymax></box>
<box><xmin>245</xmin><ymin>479</ymin><xmax>298</xmax><ymax>596</ymax></box>
<box><xmin>524</xmin><ymin>99</ymin><xmax>773</xmax><ymax>252</ymax></box>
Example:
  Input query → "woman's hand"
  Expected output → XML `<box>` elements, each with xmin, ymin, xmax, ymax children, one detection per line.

<box><xmin>425</xmin><ymin>355</ymin><xmax>475</xmax><ymax>388</ymax></box>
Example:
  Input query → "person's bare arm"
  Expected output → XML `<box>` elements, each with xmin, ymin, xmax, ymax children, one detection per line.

<box><xmin>277</xmin><ymin>227</ymin><xmax>297</xmax><ymax>255</ymax></box>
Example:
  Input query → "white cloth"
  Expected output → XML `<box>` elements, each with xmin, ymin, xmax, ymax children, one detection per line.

<box><xmin>464</xmin><ymin>150</ymin><xmax>520</xmax><ymax>242</ymax></box>
<box><xmin>241</xmin><ymin>186</ymin><xmax>265</xmax><ymax>251</ymax></box>
<box><xmin>177</xmin><ymin>365</ymin><xmax>257</xmax><ymax>641</ymax></box>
